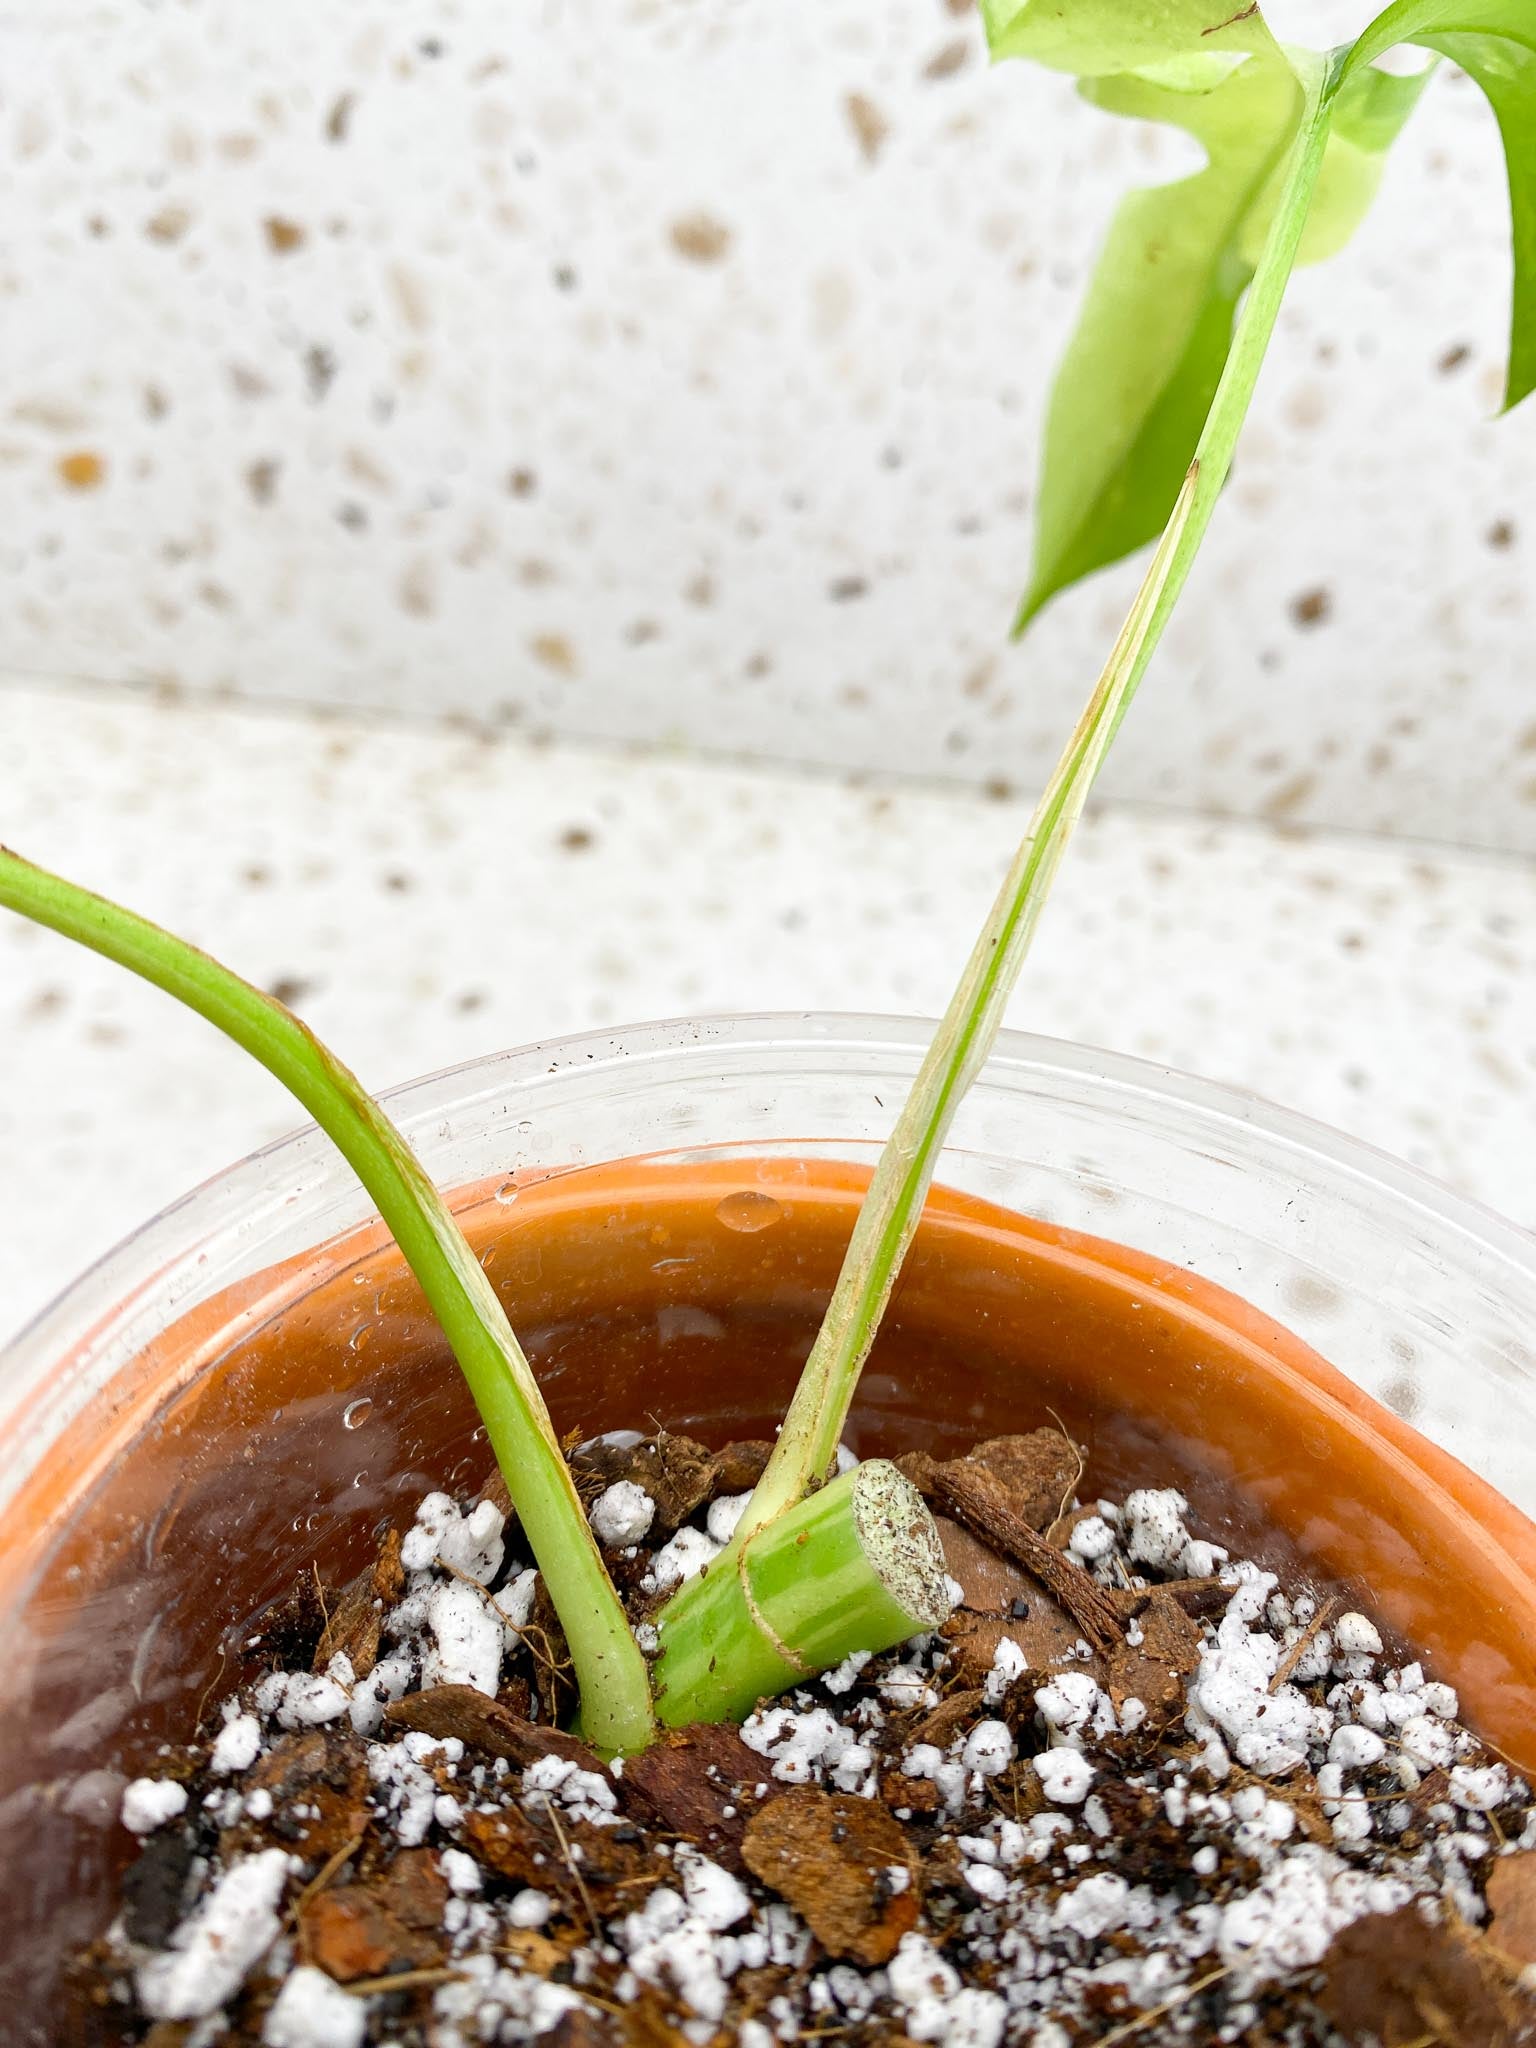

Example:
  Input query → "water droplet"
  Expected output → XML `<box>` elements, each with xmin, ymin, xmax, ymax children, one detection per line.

<box><xmin>517</xmin><ymin>1119</ymin><xmax>534</xmax><ymax>1137</ymax></box>
<box><xmin>715</xmin><ymin>1189</ymin><xmax>782</xmax><ymax>1234</ymax></box>
<box><xmin>494</xmin><ymin>1179</ymin><xmax>520</xmax><ymax>1207</ymax></box>
<box><xmin>351</xmin><ymin>1470</ymin><xmax>370</xmax><ymax>1490</ymax></box>
<box><xmin>343</xmin><ymin>1397</ymin><xmax>374</xmax><ymax>1431</ymax></box>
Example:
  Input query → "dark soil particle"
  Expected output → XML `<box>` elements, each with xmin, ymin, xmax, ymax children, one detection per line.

<box><xmin>64</xmin><ymin>1428</ymin><xmax>1536</xmax><ymax>2048</ymax></box>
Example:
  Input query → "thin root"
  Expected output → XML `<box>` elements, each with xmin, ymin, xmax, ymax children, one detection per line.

<box><xmin>1269</xmin><ymin>1596</ymin><xmax>1336</xmax><ymax>1693</ymax></box>
<box><xmin>1091</xmin><ymin>1963</ymin><xmax>1232</xmax><ymax>2045</ymax></box>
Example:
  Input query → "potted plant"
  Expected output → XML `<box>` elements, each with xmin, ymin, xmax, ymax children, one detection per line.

<box><xmin>3</xmin><ymin>1</ymin><xmax>1534</xmax><ymax>2043</ymax></box>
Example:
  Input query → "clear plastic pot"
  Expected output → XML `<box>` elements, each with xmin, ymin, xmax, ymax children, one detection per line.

<box><xmin>3</xmin><ymin>1015</ymin><xmax>1535</xmax><ymax>2032</ymax></box>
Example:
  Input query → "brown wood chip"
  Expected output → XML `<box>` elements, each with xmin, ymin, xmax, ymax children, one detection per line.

<box><xmin>878</xmin><ymin>1769</ymin><xmax>941</xmax><ymax>1815</ymax></box>
<box><xmin>619</xmin><ymin>1723</ymin><xmax>764</xmax><ymax>1874</ymax></box>
<box><xmin>1490</xmin><ymin>1853</ymin><xmax>1536</xmax><ymax>1969</ymax></box>
<box><xmin>908</xmin><ymin>1688</ymin><xmax>987</xmax><ymax>1751</ymax></box>
<box><xmin>1154</xmin><ymin>1575</ymin><xmax>1235</xmax><ymax>1619</ymax></box>
<box><xmin>372</xmin><ymin>1526</ymin><xmax>405</xmax><ymax>1604</ymax></box>
<box><xmin>1319</xmin><ymin>1905</ymin><xmax>1536</xmax><ymax>2047</ymax></box>
<box><xmin>935</xmin><ymin>1515</ymin><xmax>1034</xmax><ymax>1616</ymax></box>
<box><xmin>314</xmin><ymin>1528</ymin><xmax>405</xmax><ymax>1680</ymax></box>
<box><xmin>461</xmin><ymin>1806</ymin><xmax>552</xmax><ymax>1888</ymax></box>
<box><xmin>570</xmin><ymin>1431</ymin><xmax>717</xmax><ymax>1533</ymax></box>
<box><xmin>709</xmin><ymin>1439</ymin><xmax>774</xmax><ymax>1493</ymax></box>
<box><xmin>476</xmin><ymin>1463</ymin><xmax>515</xmax><ymax>1523</ymax></box>
<box><xmin>742</xmin><ymin>1787</ymin><xmax>921</xmax><ymax>1966</ymax></box>
<box><xmin>1105</xmin><ymin>1589</ymin><xmax>1203</xmax><ymax>1728</ymax></box>
<box><xmin>945</xmin><ymin>1588</ymin><xmax>1090</xmax><ymax>1694</ymax></box>
<box><xmin>1268</xmin><ymin>1595</ymin><xmax>1337</xmax><ymax>1694</ymax></box>
<box><xmin>241</xmin><ymin>1731</ymin><xmax>372</xmax><ymax>1858</ymax></box>
<box><xmin>384</xmin><ymin>1687</ymin><xmax>603</xmax><ymax>1775</ymax></box>
<box><xmin>304</xmin><ymin>1858</ymin><xmax>445</xmax><ymax>1984</ymax></box>
<box><xmin>908</xmin><ymin>1454</ymin><xmax>1123</xmax><ymax>1650</ymax></box>
<box><xmin>965</xmin><ymin>1430</ymin><xmax>1083</xmax><ymax>1530</ymax></box>
<box><xmin>543</xmin><ymin>2007</ymin><xmax>616</xmax><ymax>2048</ymax></box>
<box><xmin>314</xmin><ymin>1572</ymin><xmax>382</xmax><ymax>1681</ymax></box>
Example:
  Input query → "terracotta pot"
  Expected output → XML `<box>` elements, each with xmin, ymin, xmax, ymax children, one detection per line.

<box><xmin>3</xmin><ymin>1018</ymin><xmax>1535</xmax><ymax>2038</ymax></box>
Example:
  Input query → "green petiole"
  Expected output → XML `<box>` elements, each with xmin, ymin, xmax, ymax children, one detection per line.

<box><xmin>709</xmin><ymin>60</ymin><xmax>1337</xmax><ymax>1548</ymax></box>
<box><xmin>0</xmin><ymin>847</ymin><xmax>657</xmax><ymax>1760</ymax></box>
<box><xmin>0</xmin><ymin>850</ymin><xmax>948</xmax><ymax>1748</ymax></box>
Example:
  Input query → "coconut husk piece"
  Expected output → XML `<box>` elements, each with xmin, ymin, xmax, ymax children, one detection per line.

<box><xmin>903</xmin><ymin>1452</ymin><xmax>1123</xmax><ymax>1650</ymax></box>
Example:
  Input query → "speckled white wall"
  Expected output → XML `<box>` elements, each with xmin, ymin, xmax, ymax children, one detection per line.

<box><xmin>3</xmin><ymin>1</ymin><xmax>1532</xmax><ymax>847</ymax></box>
<box><xmin>6</xmin><ymin>678</ymin><xmax>1536</xmax><ymax>1346</ymax></box>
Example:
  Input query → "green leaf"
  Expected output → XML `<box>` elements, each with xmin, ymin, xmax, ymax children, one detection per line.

<box><xmin>1248</xmin><ymin>59</ymin><xmax>1437</xmax><ymax>269</ymax></box>
<box><xmin>1339</xmin><ymin>0</ymin><xmax>1536</xmax><ymax>410</ymax></box>
<box><xmin>1010</xmin><ymin>48</ymin><xmax>1303</xmax><ymax>630</ymax></box>
<box><xmin>980</xmin><ymin>0</ymin><xmax>1282</xmax><ymax>76</ymax></box>
<box><xmin>988</xmin><ymin>3</ymin><xmax>1464</xmax><ymax>631</ymax></box>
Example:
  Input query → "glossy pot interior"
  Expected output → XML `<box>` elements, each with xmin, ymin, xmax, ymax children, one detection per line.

<box><xmin>3</xmin><ymin>1018</ymin><xmax>1536</xmax><ymax>2038</ymax></box>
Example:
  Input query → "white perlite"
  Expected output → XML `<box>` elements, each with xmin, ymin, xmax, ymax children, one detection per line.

<box><xmin>1036</xmin><ymin>1671</ymin><xmax>1115</xmax><ymax>1744</ymax></box>
<box><xmin>619</xmin><ymin>1885</ymin><xmax>736</xmax><ymax>2023</ymax></box>
<box><xmin>135</xmin><ymin>1849</ymin><xmax>291</xmax><ymax>2020</ymax></box>
<box><xmin>1334</xmin><ymin>1611</ymin><xmax>1385</xmax><ymax>1658</ymax></box>
<box><xmin>261</xmin><ymin>1964</ymin><xmax>367</xmax><ymax>2048</ymax></box>
<box><xmin>886</xmin><ymin>1933</ymin><xmax>1006</xmax><ymax>2048</ymax></box>
<box><xmin>1033</xmin><ymin>1750</ymin><xmax>1095</xmax><ymax>1804</ymax></box>
<box><xmin>679</xmin><ymin>1850</ymin><xmax>753</xmax><ymax>1931</ymax></box>
<box><xmin>121</xmin><ymin>1777</ymin><xmax>188</xmax><ymax>1835</ymax></box>
<box><xmin>651</xmin><ymin>1525</ymin><xmax>721</xmax><ymax>1590</ymax></box>
<box><xmin>1068</xmin><ymin>1516</ymin><xmax>1117</xmax><ymax>1564</ymax></box>
<box><xmin>1217</xmin><ymin>1845</ymin><xmax>1413</xmax><ymax>1979</ymax></box>
<box><xmin>1400</xmin><ymin>1715</ymin><xmax>1456</xmax><ymax>1769</ymax></box>
<box><xmin>591</xmin><ymin>1480</ymin><xmax>656</xmax><ymax>1548</ymax></box>
<box><xmin>821</xmin><ymin>1649</ymin><xmax>873</xmax><ymax>1696</ymax></box>
<box><xmin>1123</xmin><ymin>1489</ymin><xmax>1191</xmax><ymax>1572</ymax></box>
<box><xmin>401</xmin><ymin>1491</ymin><xmax>506</xmax><ymax>1583</ymax></box>
<box><xmin>254</xmin><ymin>1661</ymin><xmax>354</xmax><ymax>1732</ymax></box>
<box><xmin>105</xmin><ymin>1468</ymin><xmax>1535</xmax><ymax>2045</ymax></box>
<box><xmin>961</xmin><ymin>1721</ymin><xmax>1015</xmax><ymax>1778</ymax></box>
<box><xmin>984</xmin><ymin>1636</ymin><xmax>1026</xmax><ymax>1706</ymax></box>
<box><xmin>368</xmin><ymin>1734</ymin><xmax>457</xmax><ymax>1848</ymax></box>
<box><xmin>433</xmin><ymin>1955</ymin><xmax>584</xmax><ymax>2041</ymax></box>
<box><xmin>706</xmin><ymin>1491</ymin><xmax>753</xmax><ymax>1545</ymax></box>
<box><xmin>522</xmin><ymin>1753</ymin><xmax>620</xmax><ymax>1828</ymax></box>
<box><xmin>1188</xmin><ymin>1566</ymin><xmax>1325</xmax><ymax>1777</ymax></box>
<box><xmin>348</xmin><ymin>1650</ymin><xmax>413</xmax><ymax>1738</ymax></box>
<box><xmin>441</xmin><ymin>1848</ymin><xmax>483</xmax><ymax>1896</ymax></box>
<box><xmin>744</xmin><ymin>1703</ymin><xmax>879</xmax><ymax>1792</ymax></box>
<box><xmin>210</xmin><ymin>1710</ymin><xmax>263</xmax><ymax>1775</ymax></box>
<box><xmin>1054</xmin><ymin>1871</ymin><xmax>1133</xmax><ymax>1939</ymax></box>
<box><xmin>422</xmin><ymin>1579</ymin><xmax>502</xmax><ymax>1695</ymax></box>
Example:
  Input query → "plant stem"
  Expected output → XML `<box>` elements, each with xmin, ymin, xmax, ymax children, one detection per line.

<box><xmin>730</xmin><ymin>61</ymin><xmax>1336</xmax><ymax>1542</ymax></box>
<box><xmin>0</xmin><ymin>847</ymin><xmax>656</xmax><ymax>1758</ymax></box>
<box><xmin>650</xmin><ymin>1460</ymin><xmax>948</xmax><ymax>1727</ymax></box>
<box><xmin>1115</xmin><ymin>52</ymin><xmax>1339</xmax><ymax>734</ymax></box>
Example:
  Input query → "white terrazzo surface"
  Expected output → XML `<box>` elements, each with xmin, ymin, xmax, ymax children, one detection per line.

<box><xmin>2</xmin><ymin>677</ymin><xmax>1535</xmax><ymax>1348</ymax></box>
<box><xmin>3</xmin><ymin>0</ymin><xmax>1534</xmax><ymax>850</ymax></box>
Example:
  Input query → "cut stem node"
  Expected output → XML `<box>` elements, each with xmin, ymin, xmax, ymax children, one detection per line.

<box><xmin>652</xmin><ymin>1460</ymin><xmax>949</xmax><ymax>1728</ymax></box>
